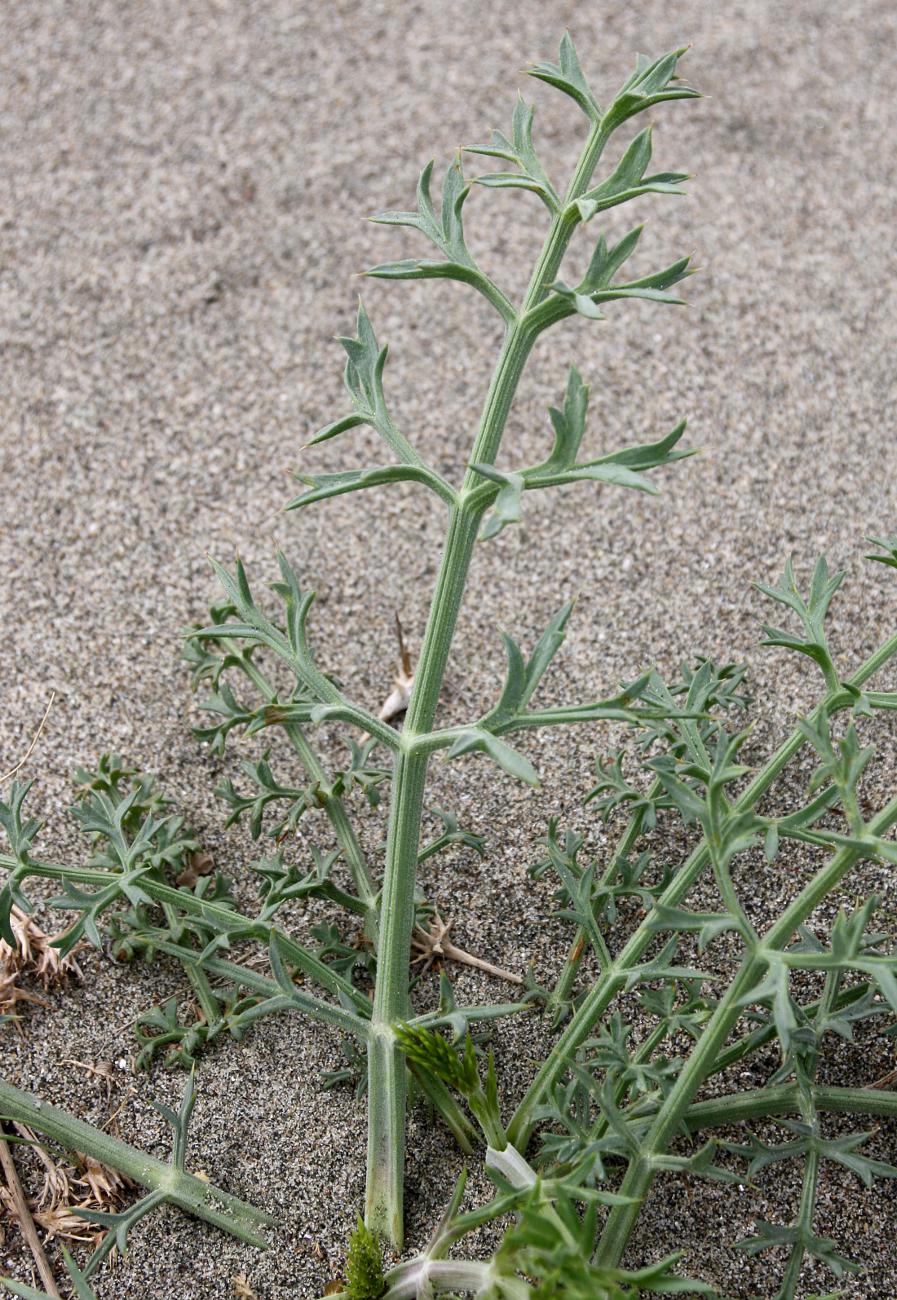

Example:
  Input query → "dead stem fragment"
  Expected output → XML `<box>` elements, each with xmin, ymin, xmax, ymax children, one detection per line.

<box><xmin>412</xmin><ymin>912</ymin><xmax>523</xmax><ymax>985</ymax></box>
<box><xmin>0</xmin><ymin>1126</ymin><xmax>61</xmax><ymax>1298</ymax></box>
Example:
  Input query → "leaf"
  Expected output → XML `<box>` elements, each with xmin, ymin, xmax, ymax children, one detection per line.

<box><xmin>446</xmin><ymin>729</ymin><xmax>539</xmax><ymax>786</ymax></box>
<box><xmin>216</xmin><ymin>753</ymin><xmax>315</xmax><ymax>841</ymax></box>
<box><xmin>736</xmin><ymin>1220</ymin><xmax>860</xmax><ymax>1277</ymax></box>
<box><xmin>469</xmin><ymin>465</ymin><xmax>524</xmax><ymax>540</ymax></box>
<box><xmin>576</xmin><ymin>225</ymin><xmax>645</xmax><ymax>294</ymax></box>
<box><xmin>467</xmin><ymin>95</ymin><xmax>559</xmax><ymax>212</ymax></box>
<box><xmin>576</xmin><ymin>127</ymin><xmax>689</xmax><ymax>222</ymax></box>
<box><xmin>491</xmin><ymin>632</ymin><xmax>527</xmax><ymax>722</ymax></box>
<box><xmin>542</xmin><ymin>365</ymin><xmax>590</xmax><ymax>469</ymax></box>
<box><xmin>482</xmin><ymin>602</ymin><xmax>575</xmax><ymax>728</ymax></box>
<box><xmin>286</xmin><ymin>463</ymin><xmax>455</xmax><ymax>511</ymax></box>
<box><xmin>655</xmin><ymin>1139</ymin><xmax>742</xmax><ymax>1185</ymax></box>
<box><xmin>0</xmin><ymin>779</ymin><xmax>42</xmax><ymax>943</ymax></box>
<box><xmin>738</xmin><ymin>959</ymin><xmax>806</xmax><ymax>1058</ymax></box>
<box><xmin>417</xmin><ymin>807</ymin><xmax>486</xmax><ymax>863</ymax></box>
<box><xmin>306</xmin><ymin>303</ymin><xmax>420</xmax><ymax>464</ymax></box>
<box><xmin>0</xmin><ymin>780</ymin><xmax>41</xmax><ymax>864</ymax></box>
<box><xmin>605</xmin><ymin>48</ymin><xmax>701</xmax><ymax>130</ymax></box>
<box><xmin>820</xmin><ymin>1130</ymin><xmax>897</xmax><ymax>1188</ymax></box>
<box><xmin>527</xmin><ymin>31</ymin><xmax>602</xmax><ymax>121</ymax></box>
<box><xmin>197</xmin><ymin>554</ymin><xmax>345</xmax><ymax>715</ymax></box>
<box><xmin>756</xmin><ymin>556</ymin><xmax>844</xmax><ymax>682</ymax></box>
<box><xmin>496</xmin><ymin>1182</ymin><xmax>715</xmax><ymax>1296</ymax></box>
<box><xmin>473</xmin><ymin>384</ymin><xmax>692</xmax><ymax>536</ymax></box>
<box><xmin>549</xmin><ymin>254</ymin><xmax>694</xmax><ymax>322</ymax></box>
<box><xmin>373</xmin><ymin>158</ymin><xmax>474</xmax><ymax>266</ymax></box>
<box><xmin>523</xmin><ymin>367</ymin><xmax>693</xmax><ymax>500</ymax></box>
<box><xmin>588</xmin><ymin>419</ymin><xmax>693</xmax><ymax>474</ymax></box>
<box><xmin>367</xmin><ymin>158</ymin><xmax>513</xmax><ymax>321</ymax></box>
<box><xmin>623</xmin><ymin>936</ymin><xmax>713</xmax><ymax>993</ymax></box>
<box><xmin>646</xmin><ymin>903</ymin><xmax>741</xmax><ymax>950</ymax></box>
<box><xmin>1</xmin><ymin>1249</ymin><xmax>100</xmax><ymax>1300</ymax></box>
<box><xmin>193</xmin><ymin>682</ymin><xmax>262</xmax><ymax>755</ymax></box>
<box><xmin>519</xmin><ymin>601</ymin><xmax>575</xmax><ymax>708</ymax></box>
<box><xmin>866</xmin><ymin>534</ymin><xmax>897</xmax><ymax>570</ymax></box>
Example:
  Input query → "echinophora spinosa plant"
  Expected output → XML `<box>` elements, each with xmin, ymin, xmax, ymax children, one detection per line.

<box><xmin>3</xmin><ymin>35</ymin><xmax>897</xmax><ymax>1300</ymax></box>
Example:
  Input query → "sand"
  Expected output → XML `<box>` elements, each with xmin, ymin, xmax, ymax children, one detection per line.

<box><xmin>2</xmin><ymin>1</ymin><xmax>897</xmax><ymax>1295</ymax></box>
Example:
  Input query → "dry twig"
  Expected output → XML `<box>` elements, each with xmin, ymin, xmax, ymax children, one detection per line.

<box><xmin>0</xmin><ymin>1125</ymin><xmax>61</xmax><ymax>1297</ymax></box>
<box><xmin>0</xmin><ymin>692</ymin><xmax>55</xmax><ymax>785</ymax></box>
<box><xmin>412</xmin><ymin>912</ymin><xmax>523</xmax><ymax>985</ymax></box>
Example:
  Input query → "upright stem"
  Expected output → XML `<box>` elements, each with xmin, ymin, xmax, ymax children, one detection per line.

<box><xmin>364</xmin><ymin>120</ymin><xmax>613</xmax><ymax>1246</ymax></box>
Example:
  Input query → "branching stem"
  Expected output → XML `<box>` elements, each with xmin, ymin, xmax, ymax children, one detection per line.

<box><xmin>364</xmin><ymin>118</ymin><xmax>614</xmax><ymax>1246</ymax></box>
<box><xmin>0</xmin><ymin>1079</ymin><xmax>271</xmax><ymax>1249</ymax></box>
<box><xmin>508</xmin><ymin>629</ymin><xmax>897</xmax><ymax>1150</ymax></box>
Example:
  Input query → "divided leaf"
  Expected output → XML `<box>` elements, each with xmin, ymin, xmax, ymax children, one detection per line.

<box><xmin>367</xmin><ymin>159</ymin><xmax>513</xmax><ymax>321</ymax></box>
<box><xmin>446</xmin><ymin>728</ymin><xmax>540</xmax><ymax>787</ymax></box>
<box><xmin>286</xmin><ymin>463</ymin><xmax>455</xmax><ymax>511</ymax></box>
<box><xmin>605</xmin><ymin>48</ymin><xmax>701</xmax><ymax>129</ymax></box>
<box><xmin>576</xmin><ymin>128</ymin><xmax>689</xmax><ymax>223</ymax></box>
<box><xmin>527</xmin><ymin>31</ymin><xmax>602</xmax><ymax>121</ymax></box>
<box><xmin>304</xmin><ymin>303</ymin><xmax>420</xmax><ymax>464</ymax></box>
<box><xmin>471</xmin><ymin>367</ymin><xmax>693</xmax><ymax>539</ymax></box>
<box><xmin>482</xmin><ymin>601</ymin><xmax>575</xmax><ymax>727</ymax></box>
<box><xmin>467</xmin><ymin>95</ymin><xmax>560</xmax><ymax>212</ymax></box>
<box><xmin>757</xmin><ymin>556</ymin><xmax>845</xmax><ymax>685</ymax></box>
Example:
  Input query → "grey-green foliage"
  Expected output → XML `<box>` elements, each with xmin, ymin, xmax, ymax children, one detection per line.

<box><xmin>2</xmin><ymin>32</ymin><xmax>897</xmax><ymax>1300</ymax></box>
<box><xmin>1</xmin><ymin>1249</ymin><xmax>99</xmax><ymax>1300</ymax></box>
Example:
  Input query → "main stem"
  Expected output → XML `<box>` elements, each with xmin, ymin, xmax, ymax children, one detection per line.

<box><xmin>364</xmin><ymin>121</ymin><xmax>612</xmax><ymax>1246</ymax></box>
<box><xmin>595</xmin><ymin>793</ymin><xmax>897</xmax><ymax>1266</ymax></box>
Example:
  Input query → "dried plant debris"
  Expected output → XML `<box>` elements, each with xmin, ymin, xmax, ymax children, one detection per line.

<box><xmin>377</xmin><ymin>614</ymin><xmax>415</xmax><ymax>726</ymax></box>
<box><xmin>231</xmin><ymin>1275</ymin><xmax>258</xmax><ymax>1300</ymax></box>
<box><xmin>0</xmin><ymin>907</ymin><xmax>82</xmax><ymax>1024</ymax></box>
<box><xmin>4</xmin><ymin>1131</ymin><xmax>135</xmax><ymax>1248</ymax></box>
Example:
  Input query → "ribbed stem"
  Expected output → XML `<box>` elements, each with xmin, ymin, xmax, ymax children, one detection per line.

<box><xmin>0</xmin><ymin>1078</ymin><xmax>271</xmax><ymax>1247</ymax></box>
<box><xmin>682</xmin><ymin>1083</ymin><xmax>897</xmax><ymax>1130</ymax></box>
<box><xmin>364</xmin><ymin>119</ymin><xmax>614</xmax><ymax>1246</ymax></box>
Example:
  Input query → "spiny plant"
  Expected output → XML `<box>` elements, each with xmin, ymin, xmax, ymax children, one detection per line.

<box><xmin>2</xmin><ymin>32</ymin><xmax>897</xmax><ymax>1300</ymax></box>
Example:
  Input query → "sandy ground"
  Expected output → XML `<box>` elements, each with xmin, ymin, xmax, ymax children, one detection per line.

<box><xmin>2</xmin><ymin>1</ymin><xmax>897</xmax><ymax>1296</ymax></box>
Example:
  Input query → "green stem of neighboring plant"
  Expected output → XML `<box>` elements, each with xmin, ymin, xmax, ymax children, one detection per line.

<box><xmin>681</xmin><ymin>1084</ymin><xmax>897</xmax><ymax>1131</ymax></box>
<box><xmin>0</xmin><ymin>1078</ymin><xmax>271</xmax><ymax>1248</ymax></box>
<box><xmin>507</xmin><ymin>629</ymin><xmax>897</xmax><ymax>1151</ymax></box>
<box><xmin>594</xmin><ymin>792</ymin><xmax>897</xmax><ymax>1267</ymax></box>
<box><xmin>548</xmin><ymin>784</ymin><xmax>660</xmax><ymax>1017</ymax></box>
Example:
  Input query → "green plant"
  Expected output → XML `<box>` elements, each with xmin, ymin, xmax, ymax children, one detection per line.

<box><xmin>345</xmin><ymin>1216</ymin><xmax>386</xmax><ymax>1300</ymax></box>
<box><xmin>1</xmin><ymin>1247</ymin><xmax>100</xmax><ymax>1300</ymax></box>
<box><xmin>2</xmin><ymin>33</ymin><xmax>897</xmax><ymax>1300</ymax></box>
<box><xmin>0</xmin><ymin>1071</ymin><xmax>270</xmax><ymax>1282</ymax></box>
